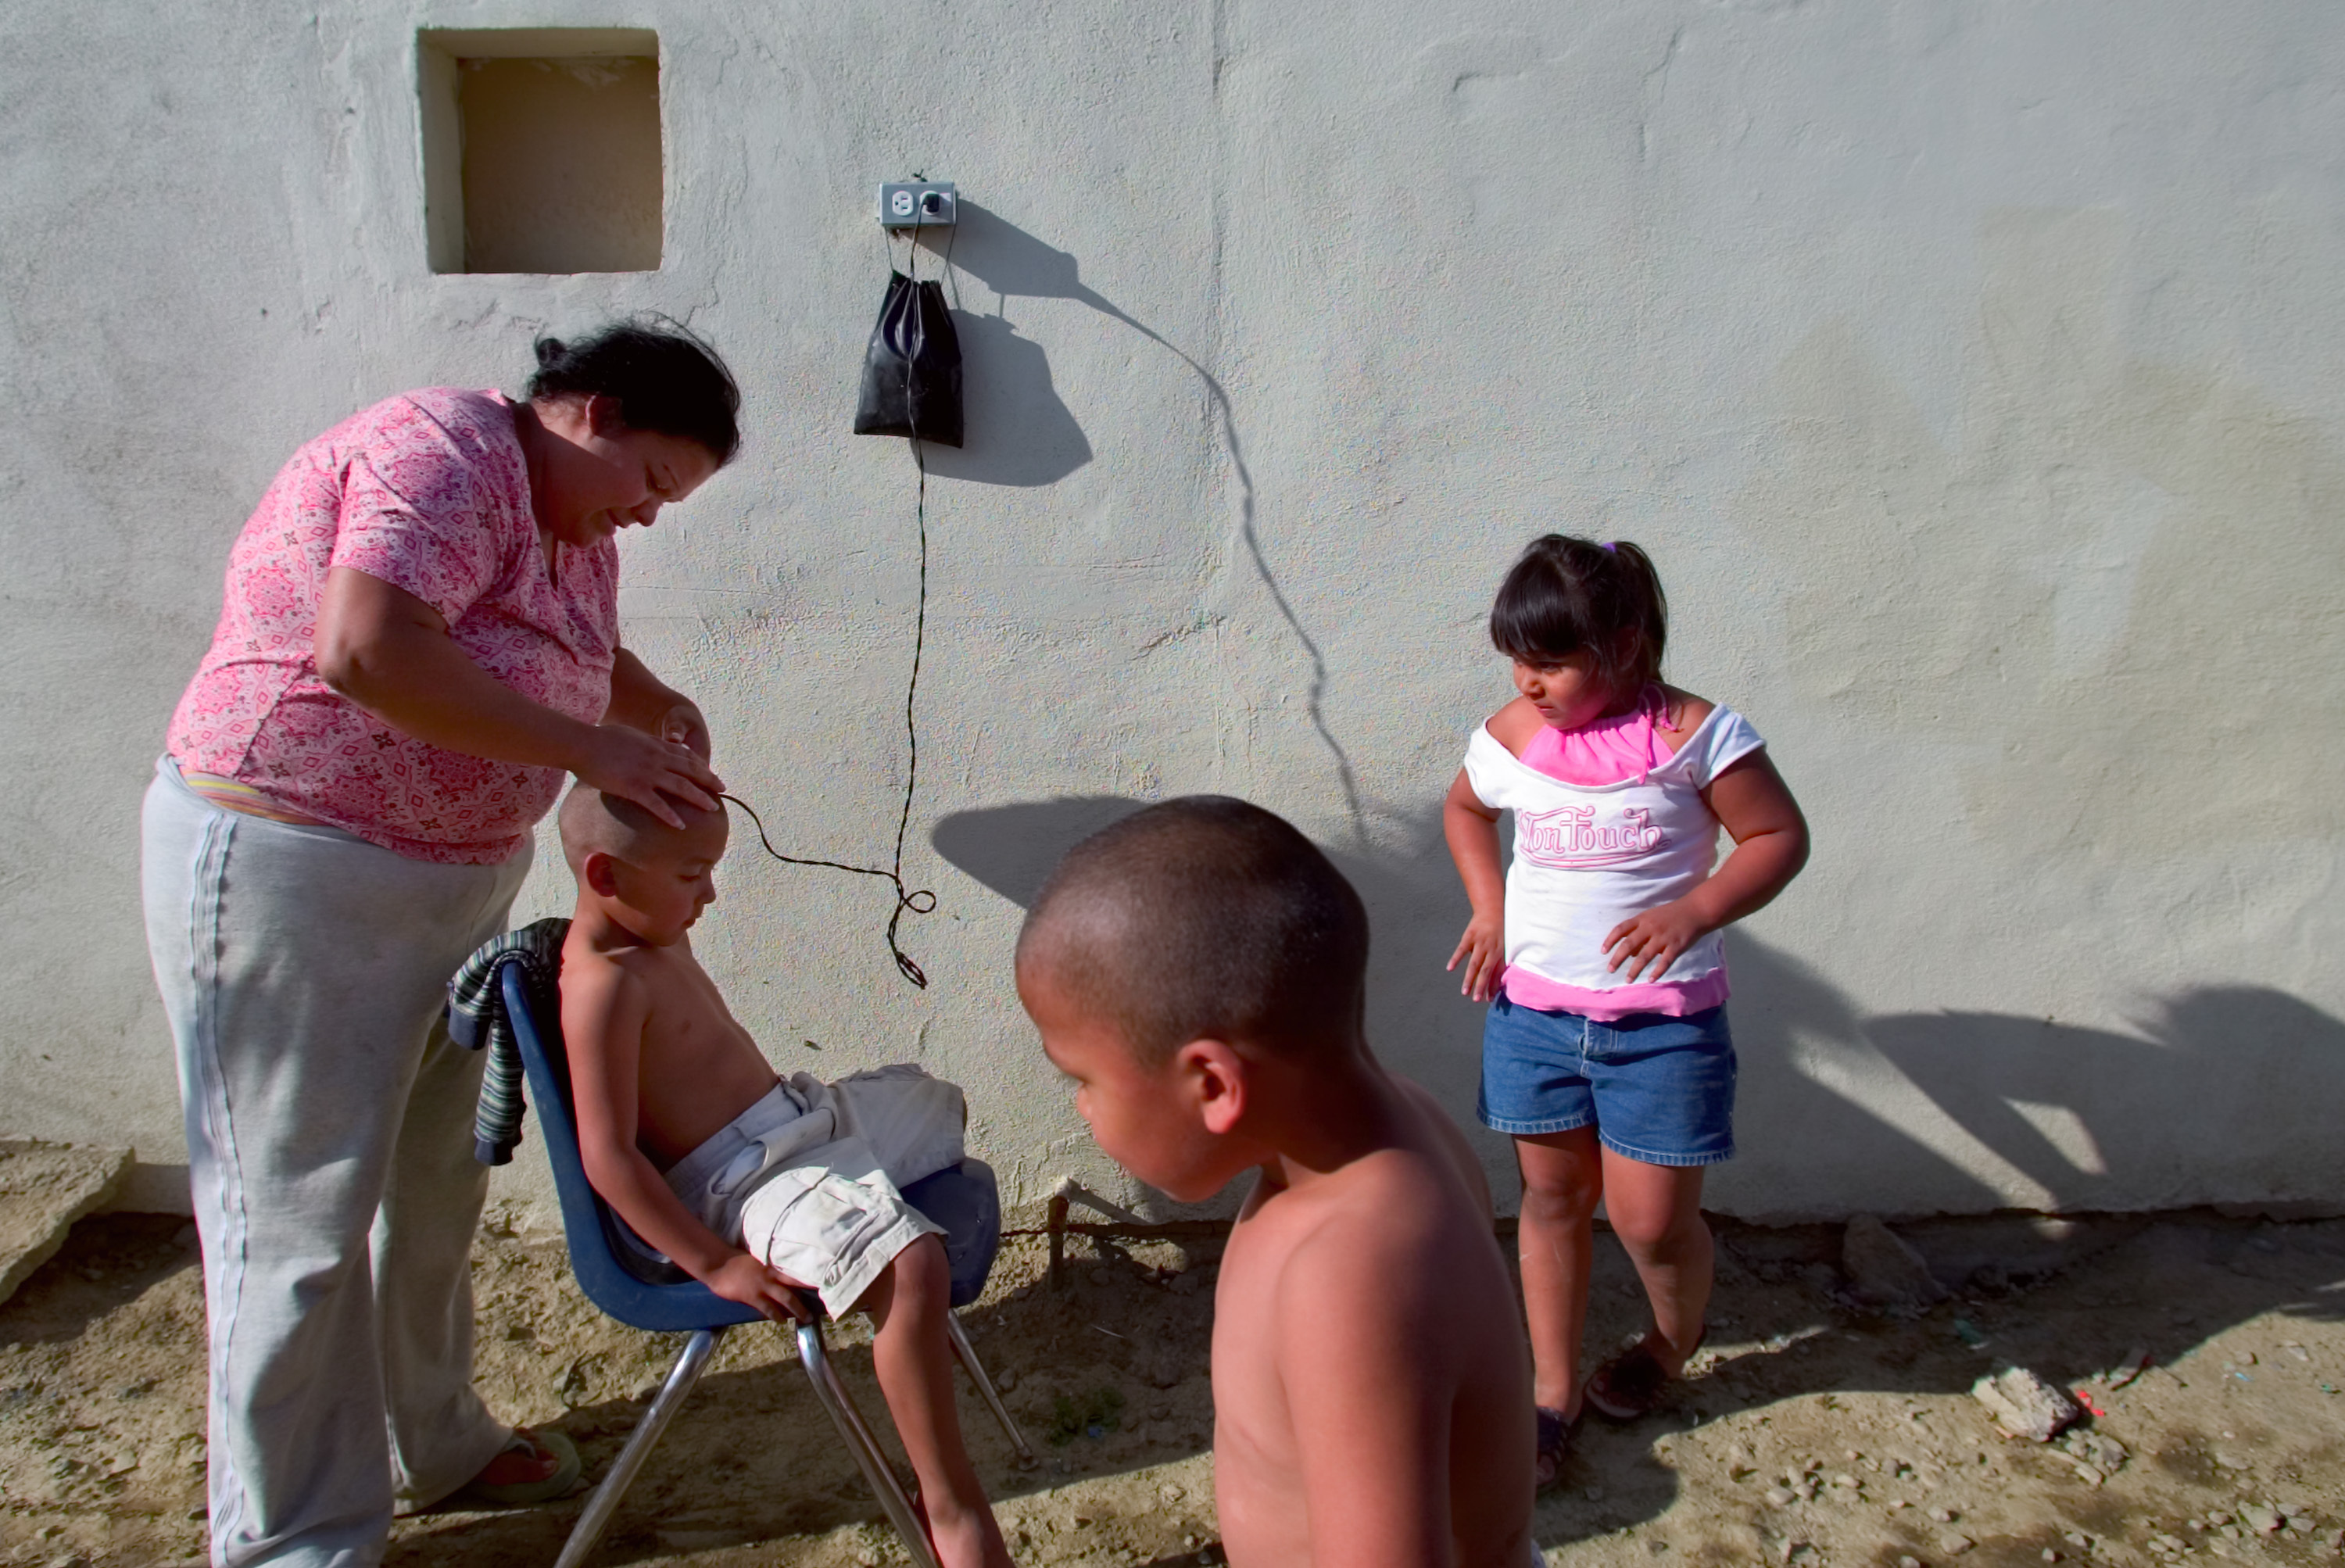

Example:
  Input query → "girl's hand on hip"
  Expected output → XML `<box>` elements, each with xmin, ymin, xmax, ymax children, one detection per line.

<box><xmin>1448</xmin><ymin>912</ymin><xmax>1507</xmax><ymax>1002</ymax></box>
<box><xmin>1602</xmin><ymin>900</ymin><xmax>1710</xmax><ymax>983</ymax></box>
<box><xmin>577</xmin><ymin>724</ymin><xmax>725</xmax><ymax>828</ymax></box>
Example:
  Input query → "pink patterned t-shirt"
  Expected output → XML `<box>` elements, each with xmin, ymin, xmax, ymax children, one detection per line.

<box><xmin>167</xmin><ymin>388</ymin><xmax>620</xmax><ymax>865</ymax></box>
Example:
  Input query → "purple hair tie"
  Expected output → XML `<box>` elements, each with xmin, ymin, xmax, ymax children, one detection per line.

<box><xmin>1599</xmin><ymin>540</ymin><xmax>1619</xmax><ymax>552</ymax></box>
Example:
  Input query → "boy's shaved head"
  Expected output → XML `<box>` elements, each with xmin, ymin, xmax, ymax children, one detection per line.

<box><xmin>1017</xmin><ymin>797</ymin><xmax>1369</xmax><ymax>1066</ymax></box>
<box><xmin>558</xmin><ymin>785</ymin><xmax>728</xmax><ymax>870</ymax></box>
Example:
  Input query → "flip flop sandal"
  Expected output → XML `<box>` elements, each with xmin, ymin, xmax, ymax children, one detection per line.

<box><xmin>458</xmin><ymin>1427</ymin><xmax>582</xmax><ymax>1508</ymax></box>
<box><xmin>1534</xmin><ymin>1405</ymin><xmax>1583</xmax><ymax>1490</ymax></box>
<box><xmin>1584</xmin><ymin>1326</ymin><xmax>1706</xmax><ymax>1423</ymax></box>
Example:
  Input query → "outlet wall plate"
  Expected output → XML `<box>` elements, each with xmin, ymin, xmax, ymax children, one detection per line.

<box><xmin>878</xmin><ymin>182</ymin><xmax>957</xmax><ymax>228</ymax></box>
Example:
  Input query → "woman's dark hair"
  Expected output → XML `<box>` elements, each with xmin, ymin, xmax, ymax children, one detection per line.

<box><xmin>528</xmin><ymin>317</ymin><xmax>741</xmax><ymax>465</ymax></box>
<box><xmin>1489</xmin><ymin>534</ymin><xmax>1669</xmax><ymax>701</ymax></box>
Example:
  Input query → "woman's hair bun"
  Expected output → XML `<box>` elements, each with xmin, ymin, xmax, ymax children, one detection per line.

<box><xmin>524</xmin><ymin>317</ymin><xmax>739</xmax><ymax>465</ymax></box>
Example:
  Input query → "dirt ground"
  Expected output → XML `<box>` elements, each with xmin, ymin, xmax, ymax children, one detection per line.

<box><xmin>2</xmin><ymin>1205</ymin><xmax>2340</xmax><ymax>1568</ymax></box>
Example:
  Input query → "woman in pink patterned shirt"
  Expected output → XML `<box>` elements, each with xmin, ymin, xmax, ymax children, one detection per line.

<box><xmin>141</xmin><ymin>321</ymin><xmax>739</xmax><ymax>1565</ymax></box>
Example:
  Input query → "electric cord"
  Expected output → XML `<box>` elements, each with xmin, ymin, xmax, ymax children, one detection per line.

<box><xmin>722</xmin><ymin>202</ymin><xmax>958</xmax><ymax>989</ymax></box>
<box><xmin>720</xmin><ymin>793</ymin><xmax>936</xmax><ymax>988</ymax></box>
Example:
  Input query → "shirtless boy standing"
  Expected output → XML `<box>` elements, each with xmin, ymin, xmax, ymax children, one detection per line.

<box><xmin>1015</xmin><ymin>797</ymin><xmax>1538</xmax><ymax>1567</ymax></box>
<box><xmin>556</xmin><ymin>788</ymin><xmax>1011</xmax><ymax>1568</ymax></box>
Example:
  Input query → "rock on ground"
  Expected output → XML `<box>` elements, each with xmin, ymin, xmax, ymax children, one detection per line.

<box><xmin>1842</xmin><ymin>1214</ymin><xmax>1951</xmax><ymax>1310</ymax></box>
<box><xmin>1972</xmin><ymin>1365</ymin><xmax>2085</xmax><ymax>1442</ymax></box>
<box><xmin>0</xmin><ymin>1140</ymin><xmax>131</xmax><ymax>1305</ymax></box>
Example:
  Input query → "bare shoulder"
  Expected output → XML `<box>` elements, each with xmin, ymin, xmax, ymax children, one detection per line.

<box><xmin>1485</xmin><ymin>696</ymin><xmax>1545</xmax><ymax>757</ymax></box>
<box><xmin>1653</xmin><ymin>685</ymin><xmax>1717</xmax><ymax>756</ymax></box>
<box><xmin>558</xmin><ymin>941</ymin><xmax>650</xmax><ymax>1044</ymax></box>
<box><xmin>1281</xmin><ymin>1149</ymin><xmax>1487</xmax><ymax>1319</ymax></box>
<box><xmin>1273</xmin><ymin>1168</ymin><xmax>1445</xmax><ymax>1340</ymax></box>
<box><xmin>1391</xmin><ymin>1076</ymin><xmax>1495</xmax><ymax>1216</ymax></box>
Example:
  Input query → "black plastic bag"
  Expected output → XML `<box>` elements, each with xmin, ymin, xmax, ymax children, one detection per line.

<box><xmin>853</xmin><ymin>271</ymin><xmax>963</xmax><ymax>446</ymax></box>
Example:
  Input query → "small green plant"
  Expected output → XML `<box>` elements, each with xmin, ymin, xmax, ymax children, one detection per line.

<box><xmin>1045</xmin><ymin>1386</ymin><xmax>1125</xmax><ymax>1447</ymax></box>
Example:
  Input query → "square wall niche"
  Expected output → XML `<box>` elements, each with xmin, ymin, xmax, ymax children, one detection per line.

<box><xmin>420</xmin><ymin>29</ymin><xmax>662</xmax><ymax>274</ymax></box>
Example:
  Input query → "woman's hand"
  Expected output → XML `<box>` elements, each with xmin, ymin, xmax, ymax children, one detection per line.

<box><xmin>575</xmin><ymin>723</ymin><xmax>725</xmax><ymax>829</ymax></box>
<box><xmin>1448</xmin><ymin>911</ymin><xmax>1507</xmax><ymax>1002</ymax></box>
<box><xmin>607</xmin><ymin>647</ymin><xmax>715</xmax><ymax>761</ymax></box>
<box><xmin>704</xmin><ymin>1252</ymin><xmax>814</xmax><ymax>1323</ymax></box>
<box><xmin>1602</xmin><ymin>899</ymin><xmax>1710</xmax><ymax>983</ymax></box>
<box><xmin>654</xmin><ymin>701</ymin><xmax>712</xmax><ymax>760</ymax></box>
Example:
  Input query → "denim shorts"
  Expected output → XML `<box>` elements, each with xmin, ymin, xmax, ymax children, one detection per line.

<box><xmin>1478</xmin><ymin>994</ymin><xmax>1738</xmax><ymax>1167</ymax></box>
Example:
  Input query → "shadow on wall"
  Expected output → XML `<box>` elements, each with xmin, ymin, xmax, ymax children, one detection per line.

<box><xmin>915</xmin><ymin>313</ymin><xmax>1092</xmax><ymax>489</ymax></box>
<box><xmin>888</xmin><ymin>202</ymin><xmax>1093</xmax><ymax>489</ymax></box>
<box><xmin>915</xmin><ymin>204</ymin><xmax>1368</xmax><ymax>830</ymax></box>
<box><xmin>933</xmin><ymin>795</ymin><xmax>2345</xmax><ymax>1221</ymax></box>
<box><xmin>1866</xmin><ymin>988</ymin><xmax>2345</xmax><ymax>1213</ymax></box>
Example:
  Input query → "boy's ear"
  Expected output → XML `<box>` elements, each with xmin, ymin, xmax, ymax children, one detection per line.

<box><xmin>582</xmin><ymin>850</ymin><xmax>621</xmax><ymax>898</ymax></box>
<box><xmin>1175</xmin><ymin>1039</ymin><xmax>1249</xmax><ymax>1136</ymax></box>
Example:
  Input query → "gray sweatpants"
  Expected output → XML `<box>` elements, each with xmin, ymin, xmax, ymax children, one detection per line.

<box><xmin>141</xmin><ymin>759</ymin><xmax>529</xmax><ymax>1567</ymax></box>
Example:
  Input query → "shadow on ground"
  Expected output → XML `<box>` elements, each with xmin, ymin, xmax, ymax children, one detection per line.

<box><xmin>9</xmin><ymin>1208</ymin><xmax>2342</xmax><ymax>1566</ymax></box>
<box><xmin>378</xmin><ymin>1228</ymin><xmax>1223</xmax><ymax>1566</ymax></box>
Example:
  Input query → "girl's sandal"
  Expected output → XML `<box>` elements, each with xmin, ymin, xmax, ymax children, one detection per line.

<box><xmin>1584</xmin><ymin>1326</ymin><xmax>1707</xmax><ymax>1422</ymax></box>
<box><xmin>1534</xmin><ymin>1405</ymin><xmax>1582</xmax><ymax>1490</ymax></box>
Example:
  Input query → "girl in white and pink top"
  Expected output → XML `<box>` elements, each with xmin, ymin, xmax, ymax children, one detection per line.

<box><xmin>1444</xmin><ymin>535</ymin><xmax>1810</xmax><ymax>1487</ymax></box>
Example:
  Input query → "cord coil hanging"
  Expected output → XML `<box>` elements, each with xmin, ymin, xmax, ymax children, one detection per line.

<box><xmin>721</xmin><ymin>793</ymin><xmax>935</xmax><ymax>988</ymax></box>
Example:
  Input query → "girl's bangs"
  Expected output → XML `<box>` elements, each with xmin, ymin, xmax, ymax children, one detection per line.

<box><xmin>1489</xmin><ymin>578</ymin><xmax>1591</xmax><ymax>664</ymax></box>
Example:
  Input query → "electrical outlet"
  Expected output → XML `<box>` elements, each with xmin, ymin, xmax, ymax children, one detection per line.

<box><xmin>878</xmin><ymin>182</ymin><xmax>957</xmax><ymax>228</ymax></box>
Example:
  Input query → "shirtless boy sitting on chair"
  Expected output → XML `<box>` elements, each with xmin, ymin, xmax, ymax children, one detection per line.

<box><xmin>1015</xmin><ymin>797</ymin><xmax>1538</xmax><ymax>1567</ymax></box>
<box><xmin>556</xmin><ymin>786</ymin><xmax>1011</xmax><ymax>1568</ymax></box>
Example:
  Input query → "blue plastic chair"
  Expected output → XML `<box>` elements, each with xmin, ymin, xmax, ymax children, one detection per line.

<box><xmin>498</xmin><ymin>965</ymin><xmax>1032</xmax><ymax>1568</ymax></box>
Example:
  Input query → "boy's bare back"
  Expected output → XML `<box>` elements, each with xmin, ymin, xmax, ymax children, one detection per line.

<box><xmin>1212</xmin><ymin>1077</ymin><xmax>1534</xmax><ymax>1567</ymax></box>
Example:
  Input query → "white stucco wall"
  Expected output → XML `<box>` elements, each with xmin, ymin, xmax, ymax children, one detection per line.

<box><xmin>5</xmin><ymin>2</ymin><xmax>2340</xmax><ymax>1223</ymax></box>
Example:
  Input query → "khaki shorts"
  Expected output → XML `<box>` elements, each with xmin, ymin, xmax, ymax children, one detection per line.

<box><xmin>663</xmin><ymin>1065</ymin><xmax>965</xmax><ymax>1316</ymax></box>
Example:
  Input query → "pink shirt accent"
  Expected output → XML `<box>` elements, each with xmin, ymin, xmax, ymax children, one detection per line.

<box><xmin>1516</xmin><ymin>686</ymin><xmax>1674</xmax><ymax>786</ymax></box>
<box><xmin>167</xmin><ymin>388</ymin><xmax>620</xmax><ymax>865</ymax></box>
<box><xmin>1497</xmin><ymin>962</ymin><xmax>1732</xmax><ymax>1020</ymax></box>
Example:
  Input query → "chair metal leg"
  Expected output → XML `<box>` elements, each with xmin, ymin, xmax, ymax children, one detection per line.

<box><xmin>554</xmin><ymin>1326</ymin><xmax>725</xmax><ymax>1568</ymax></box>
<box><xmin>944</xmin><ymin>1312</ymin><xmax>1033</xmax><ymax>1464</ymax></box>
<box><xmin>797</xmin><ymin>1318</ymin><xmax>943</xmax><ymax>1568</ymax></box>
